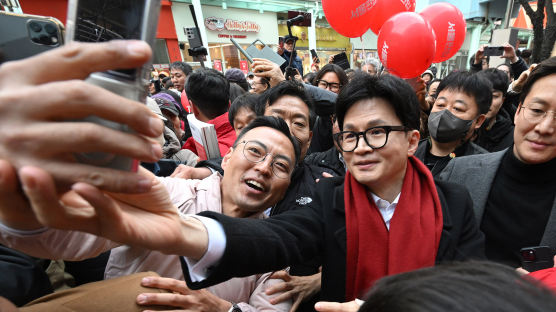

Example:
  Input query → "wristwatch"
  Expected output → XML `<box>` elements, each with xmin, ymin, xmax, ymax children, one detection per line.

<box><xmin>228</xmin><ymin>302</ymin><xmax>242</xmax><ymax>312</ymax></box>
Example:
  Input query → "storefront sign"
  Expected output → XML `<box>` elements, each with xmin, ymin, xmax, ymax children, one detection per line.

<box><xmin>218</xmin><ymin>34</ymin><xmax>247</xmax><ymax>39</ymax></box>
<box><xmin>213</xmin><ymin>59</ymin><xmax>223</xmax><ymax>72</ymax></box>
<box><xmin>240</xmin><ymin>60</ymin><xmax>249</xmax><ymax>74</ymax></box>
<box><xmin>205</xmin><ymin>17</ymin><xmax>260</xmax><ymax>33</ymax></box>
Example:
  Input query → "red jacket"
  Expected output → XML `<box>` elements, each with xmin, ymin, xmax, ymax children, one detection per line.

<box><xmin>183</xmin><ymin>112</ymin><xmax>236</xmax><ymax>158</ymax></box>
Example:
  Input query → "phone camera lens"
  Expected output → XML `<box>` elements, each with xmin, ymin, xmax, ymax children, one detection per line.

<box><xmin>522</xmin><ymin>250</ymin><xmax>536</xmax><ymax>261</ymax></box>
<box><xmin>29</xmin><ymin>21</ymin><xmax>42</xmax><ymax>32</ymax></box>
<box><xmin>45</xmin><ymin>24</ymin><xmax>57</xmax><ymax>35</ymax></box>
<box><xmin>39</xmin><ymin>34</ymin><xmax>52</xmax><ymax>45</ymax></box>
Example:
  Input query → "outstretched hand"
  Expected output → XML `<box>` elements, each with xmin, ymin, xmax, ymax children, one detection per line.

<box><xmin>15</xmin><ymin>165</ymin><xmax>207</xmax><ymax>258</ymax></box>
<box><xmin>0</xmin><ymin>40</ymin><xmax>164</xmax><ymax>193</ymax></box>
<box><xmin>137</xmin><ymin>276</ymin><xmax>232</xmax><ymax>312</ymax></box>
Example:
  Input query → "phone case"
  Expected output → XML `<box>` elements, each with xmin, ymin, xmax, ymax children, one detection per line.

<box><xmin>0</xmin><ymin>12</ymin><xmax>64</xmax><ymax>63</ymax></box>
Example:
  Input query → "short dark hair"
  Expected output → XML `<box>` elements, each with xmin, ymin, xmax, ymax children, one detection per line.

<box><xmin>229</xmin><ymin>82</ymin><xmax>247</xmax><ymax>104</ymax></box>
<box><xmin>162</xmin><ymin>76</ymin><xmax>173</xmax><ymax>88</ymax></box>
<box><xmin>185</xmin><ymin>68</ymin><xmax>230</xmax><ymax>119</ymax></box>
<box><xmin>313</xmin><ymin>64</ymin><xmax>349</xmax><ymax>90</ymax></box>
<box><xmin>436</xmin><ymin>71</ymin><xmax>492</xmax><ymax>115</ymax></box>
<box><xmin>477</xmin><ymin>68</ymin><xmax>510</xmax><ymax>97</ymax></box>
<box><xmin>496</xmin><ymin>63</ymin><xmax>514</xmax><ymax>80</ymax></box>
<box><xmin>303</xmin><ymin>72</ymin><xmax>317</xmax><ymax>84</ymax></box>
<box><xmin>169</xmin><ymin>61</ymin><xmax>193</xmax><ymax>76</ymax></box>
<box><xmin>335</xmin><ymin>73</ymin><xmax>420</xmax><ymax>131</ymax></box>
<box><xmin>519</xmin><ymin>56</ymin><xmax>556</xmax><ymax>105</ymax></box>
<box><xmin>261</xmin><ymin>80</ymin><xmax>316</xmax><ymax>129</ymax></box>
<box><xmin>426</xmin><ymin>78</ymin><xmax>442</xmax><ymax>92</ymax></box>
<box><xmin>234</xmin><ymin>116</ymin><xmax>301</xmax><ymax>166</ymax></box>
<box><xmin>360</xmin><ymin>261</ymin><xmax>556</xmax><ymax>312</ymax></box>
<box><xmin>228</xmin><ymin>93</ymin><xmax>259</xmax><ymax>127</ymax></box>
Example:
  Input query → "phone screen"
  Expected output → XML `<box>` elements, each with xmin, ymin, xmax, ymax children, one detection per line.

<box><xmin>74</xmin><ymin>0</ymin><xmax>145</xmax><ymax>78</ymax></box>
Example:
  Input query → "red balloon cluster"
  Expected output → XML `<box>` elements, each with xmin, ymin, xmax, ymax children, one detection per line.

<box><xmin>322</xmin><ymin>0</ymin><xmax>466</xmax><ymax>78</ymax></box>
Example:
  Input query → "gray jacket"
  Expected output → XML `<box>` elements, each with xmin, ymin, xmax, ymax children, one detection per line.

<box><xmin>438</xmin><ymin>149</ymin><xmax>556</xmax><ymax>249</ymax></box>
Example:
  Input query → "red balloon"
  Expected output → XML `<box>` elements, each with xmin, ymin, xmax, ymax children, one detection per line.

<box><xmin>420</xmin><ymin>3</ymin><xmax>466</xmax><ymax>63</ymax></box>
<box><xmin>368</xmin><ymin>0</ymin><xmax>416</xmax><ymax>35</ymax></box>
<box><xmin>377</xmin><ymin>12</ymin><xmax>436</xmax><ymax>79</ymax></box>
<box><xmin>322</xmin><ymin>0</ymin><xmax>374</xmax><ymax>38</ymax></box>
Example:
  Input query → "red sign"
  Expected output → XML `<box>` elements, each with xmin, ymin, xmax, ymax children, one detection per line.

<box><xmin>213</xmin><ymin>59</ymin><xmax>223</xmax><ymax>72</ymax></box>
<box><xmin>240</xmin><ymin>60</ymin><xmax>249</xmax><ymax>74</ymax></box>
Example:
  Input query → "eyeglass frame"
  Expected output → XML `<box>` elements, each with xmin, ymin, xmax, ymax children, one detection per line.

<box><xmin>521</xmin><ymin>105</ymin><xmax>556</xmax><ymax>123</ymax></box>
<box><xmin>333</xmin><ymin>125</ymin><xmax>410</xmax><ymax>152</ymax></box>
<box><xmin>316</xmin><ymin>79</ymin><xmax>342</xmax><ymax>91</ymax></box>
<box><xmin>235</xmin><ymin>140</ymin><xmax>294</xmax><ymax>179</ymax></box>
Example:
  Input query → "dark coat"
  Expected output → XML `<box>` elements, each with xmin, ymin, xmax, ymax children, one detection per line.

<box><xmin>280</xmin><ymin>50</ymin><xmax>303</xmax><ymax>77</ymax></box>
<box><xmin>474</xmin><ymin>111</ymin><xmax>514</xmax><ymax>152</ymax></box>
<box><xmin>415</xmin><ymin>139</ymin><xmax>488</xmax><ymax>176</ymax></box>
<box><xmin>304</xmin><ymin>147</ymin><xmax>346</xmax><ymax>177</ymax></box>
<box><xmin>183</xmin><ymin>177</ymin><xmax>485</xmax><ymax>302</ymax></box>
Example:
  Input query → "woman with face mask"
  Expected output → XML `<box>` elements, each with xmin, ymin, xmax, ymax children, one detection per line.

<box><xmin>414</xmin><ymin>71</ymin><xmax>491</xmax><ymax>176</ymax></box>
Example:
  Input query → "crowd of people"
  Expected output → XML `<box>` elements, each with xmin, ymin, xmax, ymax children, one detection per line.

<box><xmin>0</xmin><ymin>38</ymin><xmax>555</xmax><ymax>312</ymax></box>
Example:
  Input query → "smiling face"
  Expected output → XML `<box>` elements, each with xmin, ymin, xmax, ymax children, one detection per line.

<box><xmin>341</xmin><ymin>98</ymin><xmax>419</xmax><ymax>197</ymax></box>
<box><xmin>264</xmin><ymin>95</ymin><xmax>313</xmax><ymax>159</ymax></box>
<box><xmin>513</xmin><ymin>74</ymin><xmax>556</xmax><ymax>164</ymax></box>
<box><xmin>432</xmin><ymin>89</ymin><xmax>485</xmax><ymax>141</ymax></box>
<box><xmin>220</xmin><ymin>127</ymin><xmax>295</xmax><ymax>216</ymax></box>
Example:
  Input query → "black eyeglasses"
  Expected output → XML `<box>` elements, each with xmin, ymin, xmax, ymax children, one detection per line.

<box><xmin>317</xmin><ymin>79</ymin><xmax>342</xmax><ymax>91</ymax></box>
<box><xmin>334</xmin><ymin>126</ymin><xmax>409</xmax><ymax>152</ymax></box>
<box><xmin>236</xmin><ymin>141</ymin><xmax>293</xmax><ymax>179</ymax></box>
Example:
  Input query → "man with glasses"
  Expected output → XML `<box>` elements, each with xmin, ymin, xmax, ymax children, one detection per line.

<box><xmin>0</xmin><ymin>117</ymin><xmax>299</xmax><ymax>311</ymax></box>
<box><xmin>6</xmin><ymin>73</ymin><xmax>484</xmax><ymax>311</ymax></box>
<box><xmin>439</xmin><ymin>57</ymin><xmax>556</xmax><ymax>268</ymax></box>
<box><xmin>249</xmin><ymin>76</ymin><xmax>270</xmax><ymax>94</ymax></box>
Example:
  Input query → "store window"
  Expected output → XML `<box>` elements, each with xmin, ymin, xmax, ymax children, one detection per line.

<box><xmin>208</xmin><ymin>43</ymin><xmax>253</xmax><ymax>72</ymax></box>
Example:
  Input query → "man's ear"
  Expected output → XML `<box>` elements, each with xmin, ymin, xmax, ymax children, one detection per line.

<box><xmin>407</xmin><ymin>130</ymin><xmax>421</xmax><ymax>157</ymax></box>
<box><xmin>190</xmin><ymin>100</ymin><xmax>200</xmax><ymax>118</ymax></box>
<box><xmin>221</xmin><ymin>146</ymin><xmax>234</xmax><ymax>171</ymax></box>
<box><xmin>474</xmin><ymin>114</ymin><xmax>487</xmax><ymax>129</ymax></box>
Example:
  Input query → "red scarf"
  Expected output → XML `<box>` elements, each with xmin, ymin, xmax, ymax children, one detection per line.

<box><xmin>344</xmin><ymin>156</ymin><xmax>443</xmax><ymax>300</ymax></box>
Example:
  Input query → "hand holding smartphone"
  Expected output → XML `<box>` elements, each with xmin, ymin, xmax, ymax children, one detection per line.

<box><xmin>483</xmin><ymin>46</ymin><xmax>504</xmax><ymax>57</ymax></box>
<box><xmin>66</xmin><ymin>0</ymin><xmax>161</xmax><ymax>171</ymax></box>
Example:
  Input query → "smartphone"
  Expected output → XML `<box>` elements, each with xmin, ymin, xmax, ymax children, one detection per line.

<box><xmin>0</xmin><ymin>12</ymin><xmax>64</xmax><ymax>64</ymax></box>
<box><xmin>520</xmin><ymin>246</ymin><xmax>554</xmax><ymax>272</ymax></box>
<box><xmin>278</xmin><ymin>36</ymin><xmax>284</xmax><ymax>48</ymax></box>
<box><xmin>332</xmin><ymin>52</ymin><xmax>350</xmax><ymax>70</ymax></box>
<box><xmin>65</xmin><ymin>0</ymin><xmax>161</xmax><ymax>171</ymax></box>
<box><xmin>310</xmin><ymin>49</ymin><xmax>319</xmax><ymax>63</ymax></box>
<box><xmin>483</xmin><ymin>46</ymin><xmax>504</xmax><ymax>57</ymax></box>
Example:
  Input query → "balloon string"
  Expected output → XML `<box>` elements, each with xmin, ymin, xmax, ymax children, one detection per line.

<box><xmin>360</xmin><ymin>36</ymin><xmax>365</xmax><ymax>66</ymax></box>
